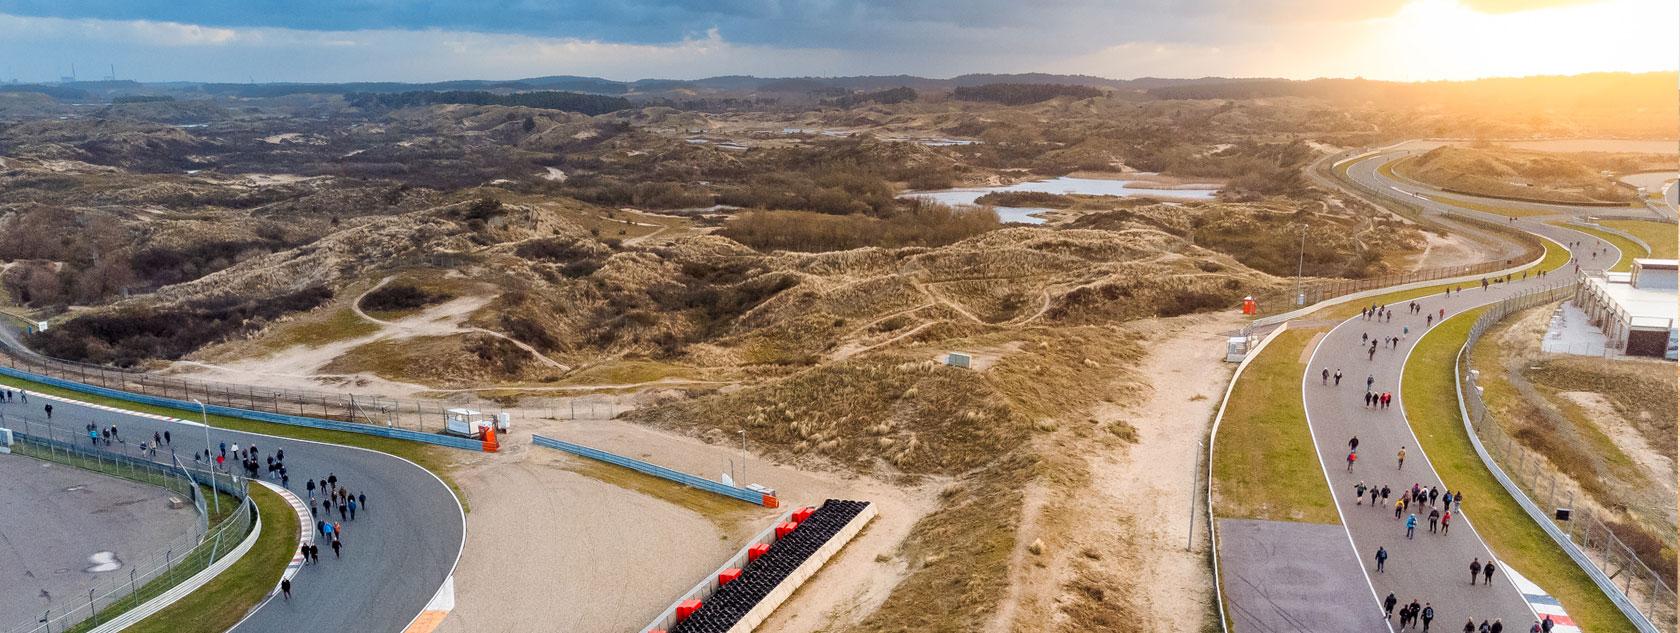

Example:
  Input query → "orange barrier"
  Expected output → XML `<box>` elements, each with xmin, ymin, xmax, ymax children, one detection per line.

<box><xmin>481</xmin><ymin>425</ymin><xmax>499</xmax><ymax>452</ymax></box>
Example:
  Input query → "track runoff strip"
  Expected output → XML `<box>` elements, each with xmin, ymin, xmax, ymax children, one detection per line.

<box><xmin>255</xmin><ymin>480</ymin><xmax>314</xmax><ymax>593</ymax></box>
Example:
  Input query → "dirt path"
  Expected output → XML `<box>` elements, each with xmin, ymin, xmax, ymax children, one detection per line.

<box><xmin>1081</xmin><ymin>313</ymin><xmax>1238</xmax><ymax>630</ymax></box>
<box><xmin>351</xmin><ymin>277</ymin><xmax>571</xmax><ymax>371</ymax></box>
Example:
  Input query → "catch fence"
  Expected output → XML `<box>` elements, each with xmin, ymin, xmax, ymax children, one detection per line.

<box><xmin>1456</xmin><ymin>282</ymin><xmax>1674</xmax><ymax>633</ymax></box>
<box><xmin>2</xmin><ymin>419</ymin><xmax>254</xmax><ymax>633</ymax></box>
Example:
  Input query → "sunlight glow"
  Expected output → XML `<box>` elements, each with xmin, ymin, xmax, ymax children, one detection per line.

<box><xmin>1368</xmin><ymin>0</ymin><xmax>1676</xmax><ymax>80</ymax></box>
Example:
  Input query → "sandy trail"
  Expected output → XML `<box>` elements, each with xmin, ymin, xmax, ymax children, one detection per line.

<box><xmin>351</xmin><ymin>277</ymin><xmax>570</xmax><ymax>370</ymax></box>
<box><xmin>1084</xmin><ymin>312</ymin><xmax>1238</xmax><ymax>630</ymax></box>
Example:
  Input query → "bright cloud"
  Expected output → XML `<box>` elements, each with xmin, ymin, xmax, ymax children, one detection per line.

<box><xmin>0</xmin><ymin>0</ymin><xmax>1670</xmax><ymax>83</ymax></box>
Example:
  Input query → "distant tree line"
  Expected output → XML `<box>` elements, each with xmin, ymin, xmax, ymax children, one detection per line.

<box><xmin>346</xmin><ymin>90</ymin><xmax>632</xmax><ymax>115</ymax></box>
<box><xmin>952</xmin><ymin>83</ymin><xmax>1103</xmax><ymax>105</ymax></box>
<box><xmin>823</xmin><ymin>86</ymin><xmax>918</xmax><ymax>108</ymax></box>
<box><xmin>110</xmin><ymin>95</ymin><xmax>176</xmax><ymax>104</ymax></box>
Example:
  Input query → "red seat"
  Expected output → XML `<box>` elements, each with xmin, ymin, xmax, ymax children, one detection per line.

<box><xmin>747</xmin><ymin>543</ymin><xmax>770</xmax><ymax>561</ymax></box>
<box><xmin>676</xmin><ymin>599</ymin><xmax>702</xmax><ymax>621</ymax></box>
<box><xmin>718</xmin><ymin>568</ymin><xmax>742</xmax><ymax>586</ymax></box>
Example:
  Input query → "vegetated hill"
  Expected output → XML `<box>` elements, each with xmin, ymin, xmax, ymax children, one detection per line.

<box><xmin>1400</xmin><ymin>145</ymin><xmax>1653</xmax><ymax>204</ymax></box>
<box><xmin>952</xmin><ymin>83</ymin><xmax>1104</xmax><ymax>105</ymax></box>
<box><xmin>346</xmin><ymin>90</ymin><xmax>633</xmax><ymax>115</ymax></box>
<box><xmin>1068</xmin><ymin>198</ymin><xmax>1423</xmax><ymax>278</ymax></box>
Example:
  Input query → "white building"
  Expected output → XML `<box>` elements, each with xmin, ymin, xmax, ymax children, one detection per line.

<box><xmin>1573</xmin><ymin>259</ymin><xmax>1678</xmax><ymax>359</ymax></box>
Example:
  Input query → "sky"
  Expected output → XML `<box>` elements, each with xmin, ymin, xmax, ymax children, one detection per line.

<box><xmin>0</xmin><ymin>0</ymin><xmax>1672</xmax><ymax>83</ymax></box>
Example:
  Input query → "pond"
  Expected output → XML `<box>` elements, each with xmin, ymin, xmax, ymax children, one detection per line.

<box><xmin>905</xmin><ymin>176</ymin><xmax>1220</xmax><ymax>224</ymax></box>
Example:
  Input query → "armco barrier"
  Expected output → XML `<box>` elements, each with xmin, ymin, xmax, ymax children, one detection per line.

<box><xmin>1453</xmin><ymin>284</ymin><xmax>1668</xmax><ymax>633</ymax></box>
<box><xmin>531</xmin><ymin>434</ymin><xmax>777</xmax><ymax>507</ymax></box>
<box><xmin>0</xmin><ymin>366</ymin><xmax>486</xmax><ymax>452</ymax></box>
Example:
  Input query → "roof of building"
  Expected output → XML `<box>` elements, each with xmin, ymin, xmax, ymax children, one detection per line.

<box><xmin>1633</xmin><ymin>258</ymin><xmax>1678</xmax><ymax>270</ymax></box>
<box><xmin>1586</xmin><ymin>275</ymin><xmax>1678</xmax><ymax>329</ymax></box>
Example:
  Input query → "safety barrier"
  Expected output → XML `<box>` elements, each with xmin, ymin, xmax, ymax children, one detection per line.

<box><xmin>531</xmin><ymin>434</ymin><xmax>777</xmax><ymax>507</ymax></box>
<box><xmin>1204</xmin><ymin>322</ymin><xmax>1292</xmax><ymax>633</ymax></box>
<box><xmin>1453</xmin><ymin>283</ymin><xmax>1671</xmax><ymax>633</ymax></box>
<box><xmin>0</xmin><ymin>365</ymin><xmax>487</xmax><ymax>451</ymax></box>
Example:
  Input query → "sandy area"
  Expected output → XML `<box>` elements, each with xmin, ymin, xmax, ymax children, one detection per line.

<box><xmin>439</xmin><ymin>410</ymin><xmax>939</xmax><ymax>633</ymax></box>
<box><xmin>1084</xmin><ymin>314</ymin><xmax>1235</xmax><ymax>631</ymax></box>
<box><xmin>989</xmin><ymin>312</ymin><xmax>1239</xmax><ymax>631</ymax></box>
<box><xmin>1556</xmin><ymin>391</ymin><xmax>1677</xmax><ymax>507</ymax></box>
<box><xmin>173</xmin><ymin>280</ymin><xmax>566</xmax><ymax>396</ymax></box>
<box><xmin>1400</xmin><ymin>229</ymin><xmax>1488</xmax><ymax>271</ymax></box>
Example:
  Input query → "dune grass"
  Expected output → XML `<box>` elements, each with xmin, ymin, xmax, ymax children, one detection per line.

<box><xmin>1552</xmin><ymin>222</ymin><xmax>1645</xmax><ymax>272</ymax></box>
<box><xmin>1212</xmin><ymin>326</ymin><xmax>1338</xmax><ymax>524</ymax></box>
<box><xmin>1597</xmin><ymin>220</ymin><xmax>1677</xmax><ymax>259</ymax></box>
<box><xmin>257</xmin><ymin>307</ymin><xmax>379</xmax><ymax>352</ymax></box>
<box><xmin>124</xmin><ymin>486</ymin><xmax>297</xmax><ymax>633</ymax></box>
<box><xmin>1402</xmin><ymin>311</ymin><xmax>1634</xmax><ymax>633</ymax></box>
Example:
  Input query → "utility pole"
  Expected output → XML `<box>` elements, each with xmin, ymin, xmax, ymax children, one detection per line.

<box><xmin>1295</xmin><ymin>225</ymin><xmax>1307</xmax><ymax>305</ymax></box>
<box><xmin>1188</xmin><ymin>440</ymin><xmax>1202</xmax><ymax>550</ymax></box>
<box><xmin>192</xmin><ymin>399</ymin><xmax>219</xmax><ymax>516</ymax></box>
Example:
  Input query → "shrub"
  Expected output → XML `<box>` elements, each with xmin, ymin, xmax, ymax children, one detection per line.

<box><xmin>719</xmin><ymin>202</ymin><xmax>1000</xmax><ymax>252</ymax></box>
<box><xmin>27</xmin><ymin>286</ymin><xmax>333</xmax><ymax>366</ymax></box>
<box><xmin>360</xmin><ymin>282</ymin><xmax>450</xmax><ymax>313</ymax></box>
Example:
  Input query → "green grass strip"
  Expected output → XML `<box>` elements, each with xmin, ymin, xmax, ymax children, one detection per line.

<box><xmin>1213</xmin><ymin>326</ymin><xmax>1338</xmax><ymax>524</ymax></box>
<box><xmin>1402</xmin><ymin>311</ymin><xmax>1634</xmax><ymax>633</ymax></box>
<box><xmin>0</xmin><ymin>373</ymin><xmax>466</xmax><ymax>511</ymax></box>
<box><xmin>124</xmin><ymin>486</ymin><xmax>298</xmax><ymax>633</ymax></box>
<box><xmin>1597</xmin><ymin>220</ymin><xmax>1677</xmax><ymax>259</ymax></box>
<box><xmin>1315</xmin><ymin>238</ymin><xmax>1571</xmax><ymax>321</ymax></box>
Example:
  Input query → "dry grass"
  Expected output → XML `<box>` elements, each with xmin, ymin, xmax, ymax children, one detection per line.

<box><xmin>254</xmin><ymin>306</ymin><xmax>379</xmax><ymax>352</ymax></box>
<box><xmin>1398</xmin><ymin>146</ymin><xmax>1643</xmax><ymax>205</ymax></box>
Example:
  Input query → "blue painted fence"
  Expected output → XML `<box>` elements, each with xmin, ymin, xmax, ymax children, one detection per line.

<box><xmin>532</xmin><ymin>434</ymin><xmax>775</xmax><ymax>507</ymax></box>
<box><xmin>0</xmin><ymin>366</ymin><xmax>486</xmax><ymax>452</ymax></box>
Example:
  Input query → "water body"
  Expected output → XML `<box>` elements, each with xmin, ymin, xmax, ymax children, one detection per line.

<box><xmin>906</xmin><ymin>176</ymin><xmax>1219</xmax><ymax>224</ymax></box>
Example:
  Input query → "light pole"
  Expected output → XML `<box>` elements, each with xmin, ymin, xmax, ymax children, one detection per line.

<box><xmin>192</xmin><ymin>398</ymin><xmax>219</xmax><ymax>516</ymax></box>
<box><xmin>1295</xmin><ymin>225</ymin><xmax>1307</xmax><ymax>305</ymax></box>
<box><xmin>739</xmin><ymin>430</ymin><xmax>748</xmax><ymax>483</ymax></box>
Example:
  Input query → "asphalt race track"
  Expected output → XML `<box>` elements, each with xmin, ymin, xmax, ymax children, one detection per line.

<box><xmin>1299</xmin><ymin>149</ymin><xmax>1627</xmax><ymax>629</ymax></box>
<box><xmin>0</xmin><ymin>393</ymin><xmax>463</xmax><ymax>633</ymax></box>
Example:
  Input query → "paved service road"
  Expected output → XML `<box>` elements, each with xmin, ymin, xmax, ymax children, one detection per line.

<box><xmin>1</xmin><ymin>393</ymin><xmax>463</xmax><ymax>633</ymax></box>
<box><xmin>1302</xmin><ymin>150</ymin><xmax>1623</xmax><ymax>630</ymax></box>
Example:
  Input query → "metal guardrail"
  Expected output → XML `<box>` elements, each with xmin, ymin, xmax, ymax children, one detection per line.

<box><xmin>531</xmin><ymin>434</ymin><xmax>776</xmax><ymax>507</ymax></box>
<box><xmin>1452</xmin><ymin>282</ymin><xmax>1673</xmax><ymax>633</ymax></box>
<box><xmin>0</xmin><ymin>365</ymin><xmax>486</xmax><ymax>452</ymax></box>
<box><xmin>2</xmin><ymin>422</ymin><xmax>256</xmax><ymax>633</ymax></box>
<box><xmin>0</xmin><ymin>346</ymin><xmax>462</xmax><ymax>433</ymax></box>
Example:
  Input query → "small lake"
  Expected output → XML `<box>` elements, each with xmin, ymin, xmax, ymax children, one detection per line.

<box><xmin>906</xmin><ymin>176</ymin><xmax>1220</xmax><ymax>224</ymax></box>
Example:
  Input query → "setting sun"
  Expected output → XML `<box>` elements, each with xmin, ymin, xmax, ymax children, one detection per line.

<box><xmin>1367</xmin><ymin>0</ymin><xmax>1677</xmax><ymax>80</ymax></box>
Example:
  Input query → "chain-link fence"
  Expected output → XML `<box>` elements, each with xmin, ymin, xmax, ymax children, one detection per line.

<box><xmin>1458</xmin><ymin>282</ymin><xmax>1675</xmax><ymax>633</ymax></box>
<box><xmin>1249</xmin><ymin>261</ymin><xmax>1533</xmax><ymax>315</ymax></box>
<box><xmin>2</xmin><ymin>421</ymin><xmax>255</xmax><ymax>633</ymax></box>
<box><xmin>0</xmin><ymin>350</ymin><xmax>467</xmax><ymax>433</ymax></box>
